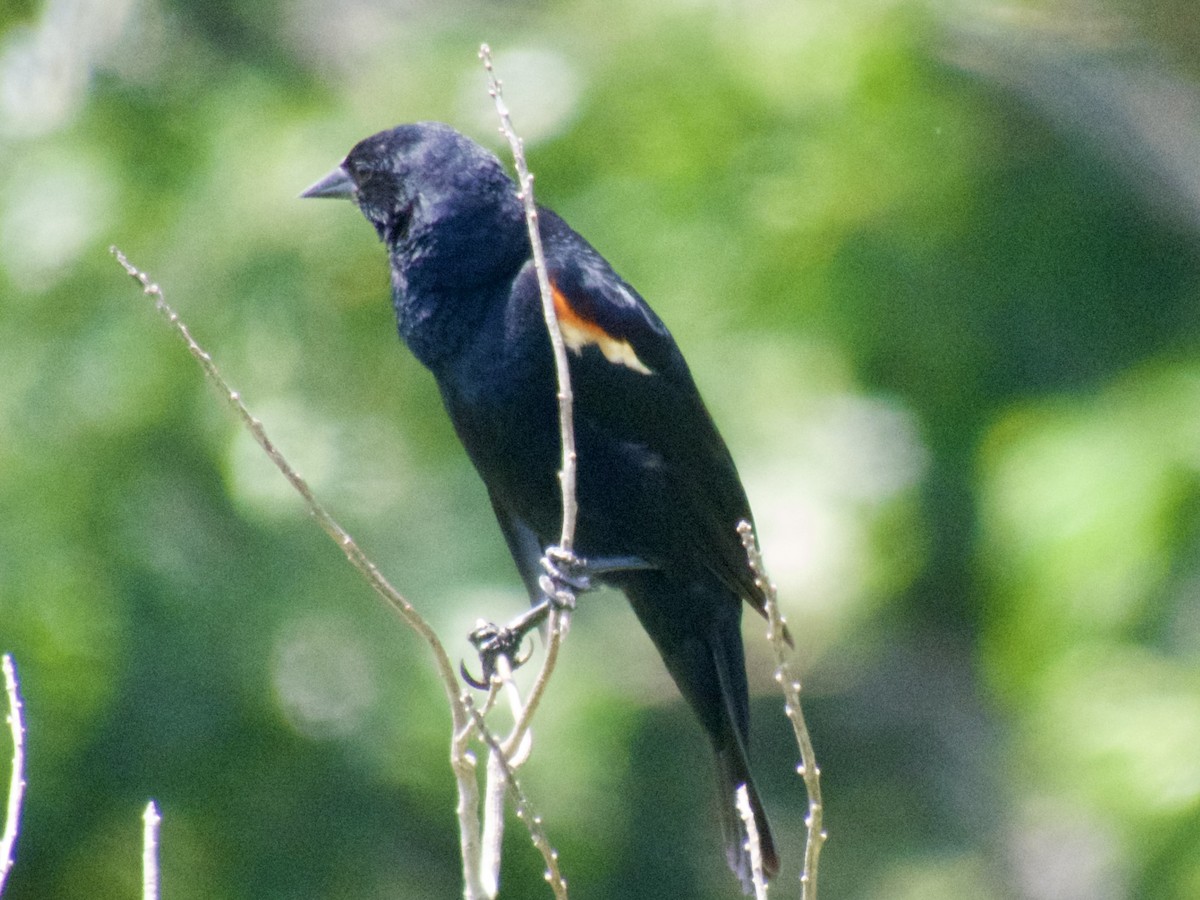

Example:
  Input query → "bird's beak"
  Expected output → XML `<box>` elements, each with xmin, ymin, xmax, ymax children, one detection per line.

<box><xmin>300</xmin><ymin>165</ymin><xmax>355</xmax><ymax>200</ymax></box>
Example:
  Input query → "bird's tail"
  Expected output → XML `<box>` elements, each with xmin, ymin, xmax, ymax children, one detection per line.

<box><xmin>711</xmin><ymin>629</ymin><xmax>780</xmax><ymax>892</ymax></box>
<box><xmin>621</xmin><ymin>572</ymin><xmax>780</xmax><ymax>892</ymax></box>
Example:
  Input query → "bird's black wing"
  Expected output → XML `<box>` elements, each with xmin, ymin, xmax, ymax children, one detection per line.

<box><xmin>530</xmin><ymin>211</ymin><xmax>769</xmax><ymax>617</ymax></box>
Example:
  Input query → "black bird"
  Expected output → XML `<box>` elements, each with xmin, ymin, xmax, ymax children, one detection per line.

<box><xmin>303</xmin><ymin>122</ymin><xmax>781</xmax><ymax>890</ymax></box>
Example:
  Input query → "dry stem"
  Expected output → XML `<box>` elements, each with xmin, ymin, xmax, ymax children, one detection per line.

<box><xmin>109</xmin><ymin>248</ymin><xmax>491</xmax><ymax>897</ymax></box>
<box><xmin>142</xmin><ymin>801</ymin><xmax>161</xmax><ymax>900</ymax></box>
<box><xmin>479</xmin><ymin>43</ymin><xmax>579</xmax><ymax>556</ymax></box>
<box><xmin>1</xmin><ymin>655</ymin><xmax>25</xmax><ymax>897</ymax></box>
<box><xmin>738</xmin><ymin>520</ymin><xmax>825</xmax><ymax>900</ymax></box>
<box><xmin>736</xmin><ymin>784</ymin><xmax>770</xmax><ymax>900</ymax></box>
<box><xmin>111</xmin><ymin>50</ymin><xmax>580</xmax><ymax>896</ymax></box>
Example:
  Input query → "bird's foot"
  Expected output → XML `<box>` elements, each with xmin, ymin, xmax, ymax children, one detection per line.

<box><xmin>460</xmin><ymin>550</ymin><xmax>653</xmax><ymax>689</ymax></box>
<box><xmin>459</xmin><ymin>547</ymin><xmax>587</xmax><ymax>689</ymax></box>
<box><xmin>538</xmin><ymin>546</ymin><xmax>590</xmax><ymax>610</ymax></box>
<box><xmin>460</xmin><ymin>617</ymin><xmax>538</xmax><ymax>689</ymax></box>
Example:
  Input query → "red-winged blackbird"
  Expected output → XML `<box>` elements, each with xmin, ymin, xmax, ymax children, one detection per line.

<box><xmin>303</xmin><ymin>122</ymin><xmax>780</xmax><ymax>890</ymax></box>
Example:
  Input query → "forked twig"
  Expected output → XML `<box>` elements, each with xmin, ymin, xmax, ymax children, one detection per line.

<box><xmin>472</xmin><ymin>44</ymin><xmax>583</xmax><ymax>896</ymax></box>
<box><xmin>738</xmin><ymin>520</ymin><xmax>825</xmax><ymax>900</ymax></box>
<box><xmin>468</xmin><ymin>705</ymin><xmax>568</xmax><ymax>900</ymax></box>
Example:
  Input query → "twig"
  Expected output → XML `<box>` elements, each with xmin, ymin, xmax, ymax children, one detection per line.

<box><xmin>468</xmin><ymin>705</ymin><xmax>568</xmax><ymax>900</ymax></box>
<box><xmin>109</xmin><ymin>248</ymin><xmax>489</xmax><ymax>899</ymax></box>
<box><xmin>451</xmin><ymin>701</ymin><xmax>488</xmax><ymax>900</ymax></box>
<box><xmin>738</xmin><ymin>520</ymin><xmax>825</xmax><ymax>900</ymax></box>
<box><xmin>108</xmin><ymin>249</ymin><xmax>461</xmax><ymax>705</ymax></box>
<box><xmin>1</xmin><ymin>655</ymin><xmax>25</xmax><ymax>897</ymax></box>
<box><xmin>115</xmin><ymin>50</ymin><xmax>581</xmax><ymax>895</ymax></box>
<box><xmin>736</xmin><ymin>785</ymin><xmax>769</xmax><ymax>900</ymax></box>
<box><xmin>478</xmin><ymin>44</ymin><xmax>582</xmax><ymax>894</ymax></box>
<box><xmin>480</xmin><ymin>741</ymin><xmax>507</xmax><ymax>898</ymax></box>
<box><xmin>480</xmin><ymin>655</ymin><xmax>530</xmax><ymax>896</ymax></box>
<box><xmin>479</xmin><ymin>34</ymin><xmax>570</xmax><ymax>778</ymax></box>
<box><xmin>479</xmin><ymin>42</ymin><xmax>579</xmax><ymax>555</ymax></box>
<box><xmin>142</xmin><ymin>801</ymin><xmax>161</xmax><ymax>900</ymax></box>
<box><xmin>501</xmin><ymin>606</ymin><xmax>564</xmax><ymax>758</ymax></box>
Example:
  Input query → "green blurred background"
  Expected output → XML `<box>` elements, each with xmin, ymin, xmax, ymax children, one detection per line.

<box><xmin>3</xmin><ymin>0</ymin><xmax>1200</xmax><ymax>896</ymax></box>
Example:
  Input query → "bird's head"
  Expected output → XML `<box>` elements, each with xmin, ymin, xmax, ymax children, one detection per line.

<box><xmin>302</xmin><ymin>122</ymin><xmax>525</xmax><ymax>255</ymax></box>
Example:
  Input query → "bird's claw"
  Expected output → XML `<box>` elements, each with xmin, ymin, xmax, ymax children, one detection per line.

<box><xmin>460</xmin><ymin>620</ymin><xmax>535</xmax><ymax>689</ymax></box>
<box><xmin>459</xmin><ymin>659</ymin><xmax>490</xmax><ymax>691</ymax></box>
<box><xmin>460</xmin><ymin>547</ymin><xmax>596</xmax><ymax>689</ymax></box>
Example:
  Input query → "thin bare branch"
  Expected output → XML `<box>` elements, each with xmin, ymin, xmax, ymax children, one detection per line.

<box><xmin>475</xmin><ymin>47</ymin><xmax>582</xmax><ymax>895</ymax></box>
<box><xmin>142</xmin><ymin>801</ymin><xmax>161</xmax><ymax>900</ymax></box>
<box><xmin>116</xmin><ymin>49</ymin><xmax>584</xmax><ymax>896</ymax></box>
<box><xmin>477</xmin><ymin>41</ymin><xmax>578</xmax><ymax>793</ymax></box>
<box><xmin>451</xmin><ymin>697</ymin><xmax>487</xmax><ymax>900</ymax></box>
<box><xmin>481</xmin><ymin>655</ymin><xmax>522</xmax><ymax>897</ymax></box>
<box><xmin>109</xmin><ymin>249</ymin><xmax>462</xmax><ymax>708</ymax></box>
<box><xmin>109</xmin><ymin>247</ymin><xmax>488</xmax><ymax>899</ymax></box>
<box><xmin>478</xmin><ymin>43</ymin><xmax>578</xmax><ymax>556</ymax></box>
<box><xmin>736</xmin><ymin>785</ymin><xmax>769</xmax><ymax>900</ymax></box>
<box><xmin>1</xmin><ymin>654</ymin><xmax>25</xmax><ymax>897</ymax></box>
<box><xmin>502</xmin><ymin>607</ymin><xmax>565</xmax><ymax>758</ymax></box>
<box><xmin>468</xmin><ymin>705</ymin><xmax>568</xmax><ymax>900</ymax></box>
<box><xmin>738</xmin><ymin>520</ymin><xmax>825</xmax><ymax>900</ymax></box>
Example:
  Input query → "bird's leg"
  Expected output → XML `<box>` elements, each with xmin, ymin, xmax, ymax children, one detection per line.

<box><xmin>460</xmin><ymin>550</ymin><xmax>655</xmax><ymax>689</ymax></box>
<box><xmin>576</xmin><ymin>554</ymin><xmax>656</xmax><ymax>577</ymax></box>
<box><xmin>539</xmin><ymin>546</ymin><xmax>655</xmax><ymax>605</ymax></box>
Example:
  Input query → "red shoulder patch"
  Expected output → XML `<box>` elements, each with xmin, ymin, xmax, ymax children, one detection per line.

<box><xmin>551</xmin><ymin>284</ymin><xmax>652</xmax><ymax>375</ymax></box>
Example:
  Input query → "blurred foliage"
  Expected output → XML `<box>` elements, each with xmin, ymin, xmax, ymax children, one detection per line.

<box><xmin>2</xmin><ymin>0</ymin><xmax>1200</xmax><ymax>897</ymax></box>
